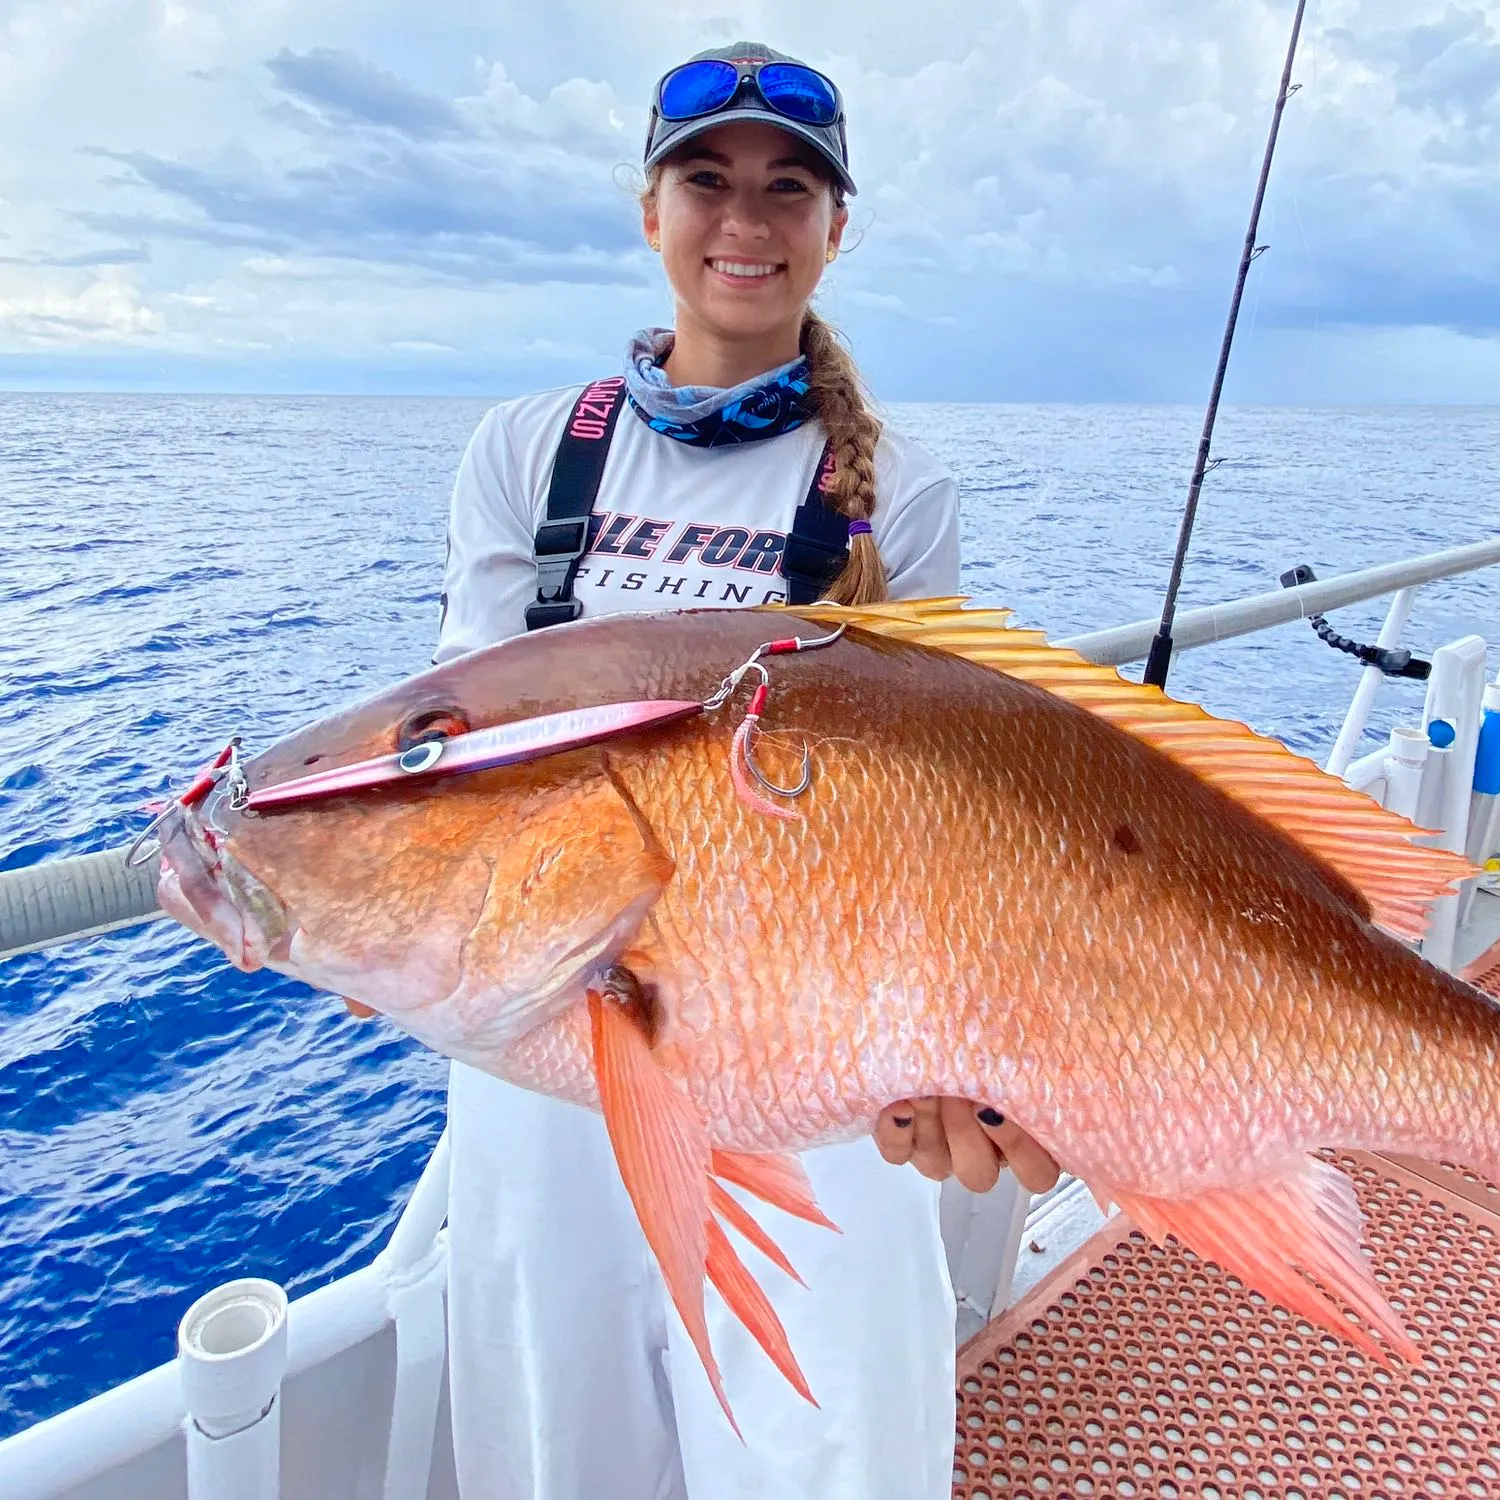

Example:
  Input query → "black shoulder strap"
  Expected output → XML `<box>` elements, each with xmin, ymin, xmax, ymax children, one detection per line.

<box><xmin>781</xmin><ymin>440</ymin><xmax>851</xmax><ymax>605</ymax></box>
<box><xmin>525</xmin><ymin>376</ymin><xmax>628</xmax><ymax>631</ymax></box>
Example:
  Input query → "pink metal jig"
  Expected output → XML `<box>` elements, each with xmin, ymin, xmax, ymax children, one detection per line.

<box><xmin>244</xmin><ymin>699</ymin><xmax>704</xmax><ymax>812</ymax></box>
<box><xmin>150</xmin><ymin>622</ymin><xmax>848</xmax><ymax>834</ymax></box>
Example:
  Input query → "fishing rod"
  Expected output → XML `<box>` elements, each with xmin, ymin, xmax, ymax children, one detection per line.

<box><xmin>1142</xmin><ymin>0</ymin><xmax>1309</xmax><ymax>691</ymax></box>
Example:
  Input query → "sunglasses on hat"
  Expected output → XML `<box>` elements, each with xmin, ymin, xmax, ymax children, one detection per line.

<box><xmin>656</xmin><ymin>58</ymin><xmax>843</xmax><ymax>129</ymax></box>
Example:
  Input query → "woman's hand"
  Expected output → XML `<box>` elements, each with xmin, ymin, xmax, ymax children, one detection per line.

<box><xmin>876</xmin><ymin>1098</ymin><xmax>1060</xmax><ymax>1194</ymax></box>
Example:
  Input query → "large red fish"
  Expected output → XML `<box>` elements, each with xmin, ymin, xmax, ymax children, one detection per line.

<box><xmin>154</xmin><ymin>601</ymin><xmax>1491</xmax><ymax>1431</ymax></box>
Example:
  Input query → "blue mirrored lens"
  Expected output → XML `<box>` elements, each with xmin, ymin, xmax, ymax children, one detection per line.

<box><xmin>757</xmin><ymin>64</ymin><xmax>839</xmax><ymax>125</ymax></box>
<box><xmin>658</xmin><ymin>61</ymin><xmax>738</xmax><ymax>120</ymax></box>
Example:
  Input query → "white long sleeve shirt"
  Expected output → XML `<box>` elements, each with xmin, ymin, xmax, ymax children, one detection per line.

<box><xmin>435</xmin><ymin>384</ymin><xmax>960</xmax><ymax>661</ymax></box>
<box><xmin>436</xmin><ymin>381</ymin><xmax>965</xmax><ymax>1500</ymax></box>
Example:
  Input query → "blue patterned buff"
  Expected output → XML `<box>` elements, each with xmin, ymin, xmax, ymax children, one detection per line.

<box><xmin>623</xmin><ymin>328</ymin><xmax>811</xmax><ymax>447</ymax></box>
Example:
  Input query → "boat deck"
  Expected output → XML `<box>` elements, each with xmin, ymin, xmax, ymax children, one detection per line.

<box><xmin>953</xmin><ymin>1149</ymin><xmax>1500</xmax><ymax>1500</ymax></box>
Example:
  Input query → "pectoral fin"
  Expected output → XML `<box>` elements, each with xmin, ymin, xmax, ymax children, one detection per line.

<box><xmin>588</xmin><ymin>987</ymin><xmax>732</xmax><ymax>1428</ymax></box>
<box><xmin>588</xmin><ymin>989</ymin><xmax>821</xmax><ymax>1434</ymax></box>
<box><xmin>1104</xmin><ymin>1154</ymin><xmax>1420</xmax><ymax>1367</ymax></box>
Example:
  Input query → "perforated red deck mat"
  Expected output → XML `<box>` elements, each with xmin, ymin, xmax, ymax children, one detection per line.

<box><xmin>953</xmin><ymin>1151</ymin><xmax>1500</xmax><ymax>1499</ymax></box>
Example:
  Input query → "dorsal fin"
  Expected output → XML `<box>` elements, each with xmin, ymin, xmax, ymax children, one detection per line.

<box><xmin>776</xmin><ymin>599</ymin><xmax>1476</xmax><ymax>941</ymax></box>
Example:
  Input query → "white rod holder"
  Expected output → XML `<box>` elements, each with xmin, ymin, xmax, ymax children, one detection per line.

<box><xmin>1383</xmin><ymin>727</ymin><xmax>1429</xmax><ymax>821</ymax></box>
<box><xmin>1459</xmin><ymin>675</ymin><xmax>1500</xmax><ymax>924</ymax></box>
<box><xmin>1417</xmin><ymin>637</ymin><xmax>1489</xmax><ymax>971</ymax></box>
<box><xmin>178</xmin><ymin>1278</ymin><xmax>288</xmax><ymax>1500</ymax></box>
<box><xmin>1422</xmin><ymin>636</ymin><xmax>1489</xmax><ymax>856</ymax></box>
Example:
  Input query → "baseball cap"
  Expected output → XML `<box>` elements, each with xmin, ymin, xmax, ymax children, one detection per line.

<box><xmin>644</xmin><ymin>42</ymin><xmax>857</xmax><ymax>197</ymax></box>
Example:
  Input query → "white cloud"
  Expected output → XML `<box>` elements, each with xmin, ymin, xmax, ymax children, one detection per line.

<box><xmin>0</xmin><ymin>266</ymin><xmax>162</xmax><ymax>344</ymax></box>
<box><xmin>2</xmin><ymin>0</ymin><xmax>1500</xmax><ymax>397</ymax></box>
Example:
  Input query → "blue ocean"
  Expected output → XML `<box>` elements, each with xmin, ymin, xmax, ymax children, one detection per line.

<box><xmin>2</xmin><ymin>395</ymin><xmax>1497</xmax><ymax>1438</ymax></box>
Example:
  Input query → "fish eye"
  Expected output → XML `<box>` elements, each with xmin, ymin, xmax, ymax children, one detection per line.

<box><xmin>397</xmin><ymin>707</ymin><xmax>470</xmax><ymax>752</ymax></box>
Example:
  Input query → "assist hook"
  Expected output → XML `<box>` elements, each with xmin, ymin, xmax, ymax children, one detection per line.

<box><xmin>739</xmin><ymin>672</ymin><xmax>813</xmax><ymax>799</ymax></box>
<box><xmin>707</xmin><ymin>622</ymin><xmax>846</xmax><ymax>815</ymax></box>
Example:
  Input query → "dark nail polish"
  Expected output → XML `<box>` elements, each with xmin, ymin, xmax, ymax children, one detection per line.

<box><xmin>891</xmin><ymin>1114</ymin><xmax>913</xmax><ymax>1129</ymax></box>
<box><xmin>977</xmin><ymin>1108</ymin><xmax>1005</xmax><ymax>1128</ymax></box>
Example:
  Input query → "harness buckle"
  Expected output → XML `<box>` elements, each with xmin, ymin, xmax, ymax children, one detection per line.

<box><xmin>524</xmin><ymin>597</ymin><xmax>585</xmax><ymax>630</ymax></box>
<box><xmin>527</xmin><ymin>518</ymin><xmax>593</xmax><ymax>630</ymax></box>
<box><xmin>535</xmin><ymin>518</ymin><xmax>589</xmax><ymax>563</ymax></box>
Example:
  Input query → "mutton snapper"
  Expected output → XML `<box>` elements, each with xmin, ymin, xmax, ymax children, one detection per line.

<box><xmin>154</xmin><ymin>600</ymin><xmax>1492</xmax><ymax>1430</ymax></box>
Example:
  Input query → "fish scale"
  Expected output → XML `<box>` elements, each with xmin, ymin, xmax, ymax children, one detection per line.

<box><xmin>160</xmin><ymin>601</ymin><xmax>1494</xmax><ymax>1425</ymax></box>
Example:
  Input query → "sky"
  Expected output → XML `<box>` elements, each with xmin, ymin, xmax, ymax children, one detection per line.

<box><xmin>5</xmin><ymin>0</ymin><xmax>1500</xmax><ymax>401</ymax></box>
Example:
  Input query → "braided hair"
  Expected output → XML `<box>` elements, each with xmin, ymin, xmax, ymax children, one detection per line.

<box><xmin>798</xmin><ymin>308</ymin><xmax>887</xmax><ymax>605</ymax></box>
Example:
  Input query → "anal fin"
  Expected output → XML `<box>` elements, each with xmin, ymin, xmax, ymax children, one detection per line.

<box><xmin>706</xmin><ymin>1219</ymin><xmax>816</xmax><ymax>1406</ymax></box>
<box><xmin>711</xmin><ymin>1148</ymin><xmax>841</xmax><ymax>1232</ymax></box>
<box><xmin>589</xmin><ymin>992</ymin><xmax>827</xmax><ymax>1434</ymax></box>
<box><xmin>1108</xmin><ymin>1154</ymin><xmax>1420</xmax><ymax>1367</ymax></box>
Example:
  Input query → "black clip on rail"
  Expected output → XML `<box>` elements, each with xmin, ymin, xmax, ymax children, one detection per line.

<box><xmin>1278</xmin><ymin>564</ymin><xmax>1431</xmax><ymax>682</ymax></box>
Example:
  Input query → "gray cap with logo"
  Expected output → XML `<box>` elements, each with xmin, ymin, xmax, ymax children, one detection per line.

<box><xmin>643</xmin><ymin>42</ymin><xmax>856</xmax><ymax>197</ymax></box>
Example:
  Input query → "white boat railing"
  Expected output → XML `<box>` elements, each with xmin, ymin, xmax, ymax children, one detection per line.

<box><xmin>3</xmin><ymin>534</ymin><xmax>1499</xmax><ymax>965</ymax></box>
<box><xmin>1059</xmin><ymin>534</ymin><xmax>1500</xmax><ymax>665</ymax></box>
<box><xmin>0</xmin><ymin>1134</ymin><xmax>452</xmax><ymax>1500</ymax></box>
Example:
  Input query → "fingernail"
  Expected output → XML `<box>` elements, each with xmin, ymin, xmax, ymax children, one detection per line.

<box><xmin>977</xmin><ymin>1107</ymin><xmax>1004</xmax><ymax>1128</ymax></box>
<box><xmin>891</xmin><ymin>1114</ymin><xmax>913</xmax><ymax>1129</ymax></box>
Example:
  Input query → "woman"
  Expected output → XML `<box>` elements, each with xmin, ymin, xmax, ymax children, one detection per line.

<box><xmin>433</xmin><ymin>42</ymin><xmax>1058</xmax><ymax>1499</ymax></box>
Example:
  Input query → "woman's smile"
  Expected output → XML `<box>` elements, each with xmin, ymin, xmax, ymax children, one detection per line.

<box><xmin>707</xmin><ymin>257</ymin><xmax>785</xmax><ymax>284</ymax></box>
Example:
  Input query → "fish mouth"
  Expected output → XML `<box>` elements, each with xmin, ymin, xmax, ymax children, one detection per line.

<box><xmin>156</xmin><ymin>805</ymin><xmax>292</xmax><ymax>973</ymax></box>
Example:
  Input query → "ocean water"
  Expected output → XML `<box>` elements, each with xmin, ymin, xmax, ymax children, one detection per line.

<box><xmin>2</xmin><ymin>394</ymin><xmax>1498</xmax><ymax>1439</ymax></box>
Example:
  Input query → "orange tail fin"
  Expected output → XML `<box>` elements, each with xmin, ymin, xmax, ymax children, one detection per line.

<box><xmin>588</xmin><ymin>991</ymin><xmax>829</xmax><ymax>1432</ymax></box>
<box><xmin>1100</xmin><ymin>1153</ymin><xmax>1420</xmax><ymax>1367</ymax></box>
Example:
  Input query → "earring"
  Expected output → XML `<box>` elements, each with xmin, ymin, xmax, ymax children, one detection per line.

<box><xmin>650</xmin><ymin>238</ymin><xmax>661</xmax><ymax>252</ymax></box>
<box><xmin>826</xmin><ymin>247</ymin><xmax>837</xmax><ymax>263</ymax></box>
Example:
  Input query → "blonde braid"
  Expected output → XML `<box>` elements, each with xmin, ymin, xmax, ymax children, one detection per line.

<box><xmin>800</xmin><ymin>310</ymin><xmax>889</xmax><ymax>605</ymax></box>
